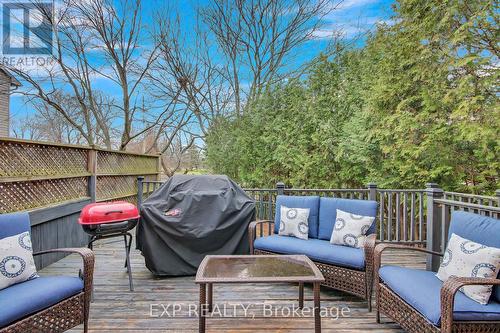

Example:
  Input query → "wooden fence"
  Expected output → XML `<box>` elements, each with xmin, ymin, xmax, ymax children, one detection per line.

<box><xmin>0</xmin><ymin>138</ymin><xmax>161</xmax><ymax>213</ymax></box>
<box><xmin>0</xmin><ymin>138</ymin><xmax>161</xmax><ymax>268</ymax></box>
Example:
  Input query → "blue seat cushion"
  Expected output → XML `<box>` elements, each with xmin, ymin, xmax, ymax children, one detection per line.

<box><xmin>273</xmin><ymin>196</ymin><xmax>320</xmax><ymax>239</ymax></box>
<box><xmin>448</xmin><ymin>211</ymin><xmax>500</xmax><ymax>302</ymax></box>
<box><xmin>0</xmin><ymin>276</ymin><xmax>84</xmax><ymax>328</ymax></box>
<box><xmin>254</xmin><ymin>235</ymin><xmax>365</xmax><ymax>270</ymax></box>
<box><xmin>318</xmin><ymin>198</ymin><xmax>378</xmax><ymax>240</ymax></box>
<box><xmin>379</xmin><ymin>265</ymin><xmax>500</xmax><ymax>326</ymax></box>
<box><xmin>0</xmin><ymin>212</ymin><xmax>31</xmax><ymax>239</ymax></box>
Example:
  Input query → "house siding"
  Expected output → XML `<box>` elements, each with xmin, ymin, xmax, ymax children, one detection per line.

<box><xmin>0</xmin><ymin>70</ymin><xmax>12</xmax><ymax>137</ymax></box>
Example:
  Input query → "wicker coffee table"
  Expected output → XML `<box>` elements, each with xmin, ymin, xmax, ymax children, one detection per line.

<box><xmin>195</xmin><ymin>254</ymin><xmax>325</xmax><ymax>333</ymax></box>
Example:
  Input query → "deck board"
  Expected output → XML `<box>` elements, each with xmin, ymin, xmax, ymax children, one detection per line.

<box><xmin>40</xmin><ymin>238</ymin><xmax>426</xmax><ymax>332</ymax></box>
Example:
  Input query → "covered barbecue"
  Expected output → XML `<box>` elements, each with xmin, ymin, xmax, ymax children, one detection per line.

<box><xmin>136</xmin><ymin>175</ymin><xmax>255</xmax><ymax>276</ymax></box>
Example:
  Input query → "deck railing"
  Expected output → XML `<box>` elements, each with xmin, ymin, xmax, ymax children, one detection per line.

<box><xmin>443</xmin><ymin>191</ymin><xmax>499</xmax><ymax>207</ymax></box>
<box><xmin>138</xmin><ymin>179</ymin><xmax>434</xmax><ymax>244</ymax></box>
<box><xmin>426</xmin><ymin>187</ymin><xmax>499</xmax><ymax>271</ymax></box>
<box><xmin>138</xmin><ymin>178</ymin><xmax>499</xmax><ymax>270</ymax></box>
<box><xmin>244</xmin><ymin>183</ymin><xmax>427</xmax><ymax>244</ymax></box>
<box><xmin>376</xmin><ymin>189</ymin><xmax>426</xmax><ymax>243</ymax></box>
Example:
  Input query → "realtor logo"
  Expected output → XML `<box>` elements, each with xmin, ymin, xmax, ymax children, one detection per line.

<box><xmin>2</xmin><ymin>1</ymin><xmax>53</xmax><ymax>55</ymax></box>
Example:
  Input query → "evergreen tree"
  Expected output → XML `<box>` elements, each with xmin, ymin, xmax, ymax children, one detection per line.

<box><xmin>206</xmin><ymin>0</ymin><xmax>499</xmax><ymax>193</ymax></box>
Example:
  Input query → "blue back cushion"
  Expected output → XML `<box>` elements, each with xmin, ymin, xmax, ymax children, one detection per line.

<box><xmin>318</xmin><ymin>198</ymin><xmax>378</xmax><ymax>240</ymax></box>
<box><xmin>0</xmin><ymin>212</ymin><xmax>31</xmax><ymax>239</ymax></box>
<box><xmin>448</xmin><ymin>211</ymin><xmax>500</xmax><ymax>302</ymax></box>
<box><xmin>274</xmin><ymin>195</ymin><xmax>320</xmax><ymax>238</ymax></box>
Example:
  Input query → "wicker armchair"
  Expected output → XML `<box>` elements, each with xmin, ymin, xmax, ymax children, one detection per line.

<box><xmin>249</xmin><ymin>195</ymin><xmax>378</xmax><ymax>310</ymax></box>
<box><xmin>374</xmin><ymin>211</ymin><xmax>500</xmax><ymax>333</ymax></box>
<box><xmin>0</xmin><ymin>213</ymin><xmax>95</xmax><ymax>333</ymax></box>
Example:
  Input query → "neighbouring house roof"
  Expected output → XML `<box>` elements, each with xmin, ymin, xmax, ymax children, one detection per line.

<box><xmin>0</xmin><ymin>66</ymin><xmax>21</xmax><ymax>87</ymax></box>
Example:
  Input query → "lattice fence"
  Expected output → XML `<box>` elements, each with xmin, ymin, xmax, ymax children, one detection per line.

<box><xmin>97</xmin><ymin>150</ymin><xmax>158</xmax><ymax>175</ymax></box>
<box><xmin>0</xmin><ymin>139</ymin><xmax>89</xmax><ymax>180</ymax></box>
<box><xmin>97</xmin><ymin>174</ymin><xmax>158</xmax><ymax>201</ymax></box>
<box><xmin>0</xmin><ymin>138</ymin><xmax>160</xmax><ymax>213</ymax></box>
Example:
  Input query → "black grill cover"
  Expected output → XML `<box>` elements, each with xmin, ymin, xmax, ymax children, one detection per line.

<box><xmin>136</xmin><ymin>175</ymin><xmax>255</xmax><ymax>276</ymax></box>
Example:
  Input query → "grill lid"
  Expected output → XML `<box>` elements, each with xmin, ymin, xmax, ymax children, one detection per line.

<box><xmin>79</xmin><ymin>201</ymin><xmax>140</xmax><ymax>225</ymax></box>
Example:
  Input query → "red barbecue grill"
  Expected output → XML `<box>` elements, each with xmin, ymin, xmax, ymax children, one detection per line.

<box><xmin>79</xmin><ymin>201</ymin><xmax>139</xmax><ymax>291</ymax></box>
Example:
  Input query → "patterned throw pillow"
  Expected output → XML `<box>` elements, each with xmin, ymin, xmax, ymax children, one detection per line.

<box><xmin>330</xmin><ymin>209</ymin><xmax>375</xmax><ymax>248</ymax></box>
<box><xmin>436</xmin><ymin>233</ymin><xmax>500</xmax><ymax>304</ymax></box>
<box><xmin>0</xmin><ymin>232</ymin><xmax>38</xmax><ymax>290</ymax></box>
<box><xmin>278</xmin><ymin>206</ymin><xmax>310</xmax><ymax>240</ymax></box>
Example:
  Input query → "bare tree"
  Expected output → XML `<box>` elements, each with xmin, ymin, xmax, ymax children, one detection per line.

<box><xmin>142</xmin><ymin>0</ymin><xmax>336</xmax><ymax>175</ymax></box>
<box><xmin>12</xmin><ymin>90</ymin><xmax>118</xmax><ymax>145</ymax></box>
<box><xmin>160</xmin><ymin>135</ymin><xmax>201</xmax><ymax>177</ymax></box>
<box><xmin>11</xmin><ymin>116</ymin><xmax>43</xmax><ymax>141</ymax></box>
<box><xmin>70</xmin><ymin>0</ymin><xmax>160</xmax><ymax>149</ymax></box>
<box><xmin>201</xmin><ymin>0</ymin><xmax>334</xmax><ymax>115</ymax></box>
<box><xmin>8</xmin><ymin>0</ymin><xmax>340</xmax><ymax>177</ymax></box>
<box><xmin>30</xmin><ymin>92</ymin><xmax>89</xmax><ymax>145</ymax></box>
<box><xmin>149</xmin><ymin>13</ymin><xmax>233</xmax><ymax>137</ymax></box>
<box><xmin>150</xmin><ymin>0</ymin><xmax>334</xmax><ymax>137</ymax></box>
<box><xmin>5</xmin><ymin>0</ymin><xmax>159</xmax><ymax>149</ymax></box>
<box><xmin>7</xmin><ymin>0</ymin><xmax>205</xmax><ymax>176</ymax></box>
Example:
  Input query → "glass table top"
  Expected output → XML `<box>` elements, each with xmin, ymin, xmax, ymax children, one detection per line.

<box><xmin>195</xmin><ymin>255</ymin><xmax>324</xmax><ymax>283</ymax></box>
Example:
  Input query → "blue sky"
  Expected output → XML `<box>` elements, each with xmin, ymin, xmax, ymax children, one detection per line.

<box><xmin>9</xmin><ymin>0</ymin><xmax>395</xmax><ymax>126</ymax></box>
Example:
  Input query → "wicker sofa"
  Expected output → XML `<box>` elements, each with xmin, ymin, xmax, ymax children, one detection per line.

<box><xmin>0</xmin><ymin>212</ymin><xmax>94</xmax><ymax>333</ymax></box>
<box><xmin>374</xmin><ymin>211</ymin><xmax>500</xmax><ymax>333</ymax></box>
<box><xmin>249</xmin><ymin>195</ymin><xmax>378</xmax><ymax>310</ymax></box>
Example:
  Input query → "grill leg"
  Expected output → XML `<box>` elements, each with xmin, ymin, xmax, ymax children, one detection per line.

<box><xmin>87</xmin><ymin>236</ymin><xmax>97</xmax><ymax>302</ymax></box>
<box><xmin>124</xmin><ymin>234</ymin><xmax>134</xmax><ymax>291</ymax></box>
<box><xmin>88</xmin><ymin>236</ymin><xmax>97</xmax><ymax>250</ymax></box>
<box><xmin>124</xmin><ymin>233</ymin><xmax>132</xmax><ymax>268</ymax></box>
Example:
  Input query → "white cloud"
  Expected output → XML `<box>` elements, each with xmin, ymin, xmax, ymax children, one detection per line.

<box><xmin>311</xmin><ymin>29</ymin><xmax>338</xmax><ymax>39</ymax></box>
<box><xmin>336</xmin><ymin>0</ymin><xmax>380</xmax><ymax>10</ymax></box>
<box><xmin>311</xmin><ymin>0</ymin><xmax>395</xmax><ymax>40</ymax></box>
<box><xmin>312</xmin><ymin>24</ymin><xmax>366</xmax><ymax>39</ymax></box>
<box><xmin>312</xmin><ymin>16</ymin><xmax>391</xmax><ymax>39</ymax></box>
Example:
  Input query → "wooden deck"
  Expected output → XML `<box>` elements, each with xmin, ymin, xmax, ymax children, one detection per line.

<box><xmin>40</xmin><ymin>238</ymin><xmax>427</xmax><ymax>333</ymax></box>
